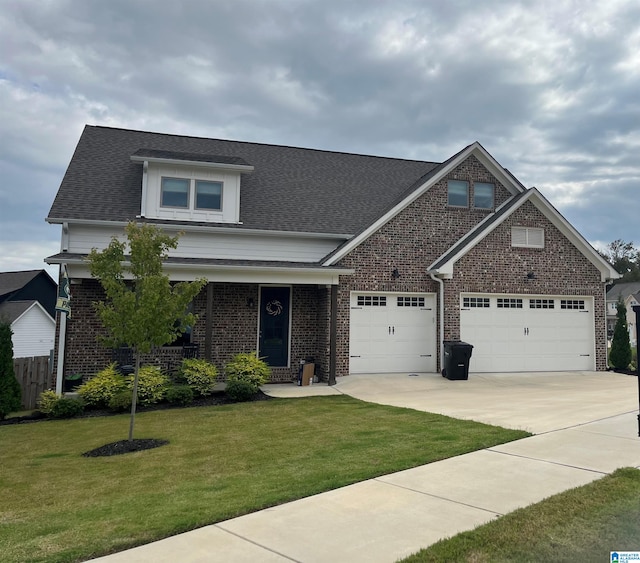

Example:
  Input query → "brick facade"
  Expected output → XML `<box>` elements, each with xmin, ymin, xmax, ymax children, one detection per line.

<box><xmin>53</xmin><ymin>154</ymin><xmax>610</xmax><ymax>382</ymax></box>
<box><xmin>56</xmin><ymin>280</ymin><xmax>330</xmax><ymax>384</ymax></box>
<box><xmin>335</xmin><ymin>156</ymin><xmax>609</xmax><ymax>375</ymax></box>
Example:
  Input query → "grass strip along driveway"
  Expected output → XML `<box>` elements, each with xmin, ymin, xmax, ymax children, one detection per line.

<box><xmin>1</xmin><ymin>395</ymin><xmax>527</xmax><ymax>563</ymax></box>
<box><xmin>402</xmin><ymin>467</ymin><xmax>640</xmax><ymax>563</ymax></box>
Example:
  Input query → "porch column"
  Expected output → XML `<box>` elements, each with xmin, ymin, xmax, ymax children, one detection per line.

<box><xmin>329</xmin><ymin>284</ymin><xmax>338</xmax><ymax>385</ymax></box>
<box><xmin>204</xmin><ymin>283</ymin><xmax>213</xmax><ymax>361</ymax></box>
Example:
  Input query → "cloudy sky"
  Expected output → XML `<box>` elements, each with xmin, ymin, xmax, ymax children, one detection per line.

<box><xmin>1</xmin><ymin>0</ymin><xmax>639</xmax><ymax>279</ymax></box>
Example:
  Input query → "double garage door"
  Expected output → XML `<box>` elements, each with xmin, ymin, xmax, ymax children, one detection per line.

<box><xmin>350</xmin><ymin>292</ymin><xmax>436</xmax><ymax>374</ymax></box>
<box><xmin>460</xmin><ymin>294</ymin><xmax>595</xmax><ymax>372</ymax></box>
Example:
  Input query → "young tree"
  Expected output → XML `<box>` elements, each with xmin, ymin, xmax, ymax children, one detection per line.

<box><xmin>0</xmin><ymin>320</ymin><xmax>22</xmax><ymax>420</ymax></box>
<box><xmin>609</xmin><ymin>297</ymin><xmax>632</xmax><ymax>370</ymax></box>
<box><xmin>88</xmin><ymin>222</ymin><xmax>206</xmax><ymax>440</ymax></box>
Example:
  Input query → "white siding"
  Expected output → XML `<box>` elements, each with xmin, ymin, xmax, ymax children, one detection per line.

<box><xmin>12</xmin><ymin>305</ymin><xmax>55</xmax><ymax>358</ymax></box>
<box><xmin>67</xmin><ymin>225</ymin><xmax>343</xmax><ymax>263</ymax></box>
<box><xmin>145</xmin><ymin>162</ymin><xmax>241</xmax><ymax>224</ymax></box>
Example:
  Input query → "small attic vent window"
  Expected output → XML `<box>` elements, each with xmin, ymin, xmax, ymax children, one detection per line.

<box><xmin>512</xmin><ymin>227</ymin><xmax>544</xmax><ymax>248</ymax></box>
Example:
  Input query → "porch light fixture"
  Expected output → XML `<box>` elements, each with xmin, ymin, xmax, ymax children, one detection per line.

<box><xmin>392</xmin><ymin>268</ymin><xmax>401</xmax><ymax>279</ymax></box>
<box><xmin>246</xmin><ymin>297</ymin><xmax>255</xmax><ymax>308</ymax></box>
<box><xmin>526</xmin><ymin>271</ymin><xmax>536</xmax><ymax>280</ymax></box>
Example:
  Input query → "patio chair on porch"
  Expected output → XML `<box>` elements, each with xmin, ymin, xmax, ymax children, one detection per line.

<box><xmin>112</xmin><ymin>347</ymin><xmax>135</xmax><ymax>376</ymax></box>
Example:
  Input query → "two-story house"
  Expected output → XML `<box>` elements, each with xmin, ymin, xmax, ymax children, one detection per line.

<box><xmin>46</xmin><ymin>126</ymin><xmax>618</xmax><ymax>382</ymax></box>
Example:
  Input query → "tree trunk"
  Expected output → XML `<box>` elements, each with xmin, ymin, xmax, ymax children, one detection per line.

<box><xmin>128</xmin><ymin>349</ymin><xmax>141</xmax><ymax>441</ymax></box>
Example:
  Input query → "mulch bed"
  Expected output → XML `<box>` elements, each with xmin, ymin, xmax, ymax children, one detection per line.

<box><xmin>83</xmin><ymin>439</ymin><xmax>170</xmax><ymax>457</ymax></box>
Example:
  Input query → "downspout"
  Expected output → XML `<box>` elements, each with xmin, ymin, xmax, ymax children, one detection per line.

<box><xmin>428</xmin><ymin>270</ymin><xmax>444</xmax><ymax>373</ymax></box>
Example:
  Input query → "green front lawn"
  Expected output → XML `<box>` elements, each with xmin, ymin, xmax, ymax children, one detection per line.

<box><xmin>403</xmin><ymin>467</ymin><xmax>640</xmax><ymax>562</ymax></box>
<box><xmin>0</xmin><ymin>395</ymin><xmax>527</xmax><ymax>563</ymax></box>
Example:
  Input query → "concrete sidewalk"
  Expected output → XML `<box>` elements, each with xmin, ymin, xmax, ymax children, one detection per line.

<box><xmin>93</xmin><ymin>372</ymin><xmax>640</xmax><ymax>562</ymax></box>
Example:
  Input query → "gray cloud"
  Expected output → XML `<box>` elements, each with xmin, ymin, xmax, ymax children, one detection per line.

<box><xmin>1</xmin><ymin>0</ymin><xmax>639</xmax><ymax>276</ymax></box>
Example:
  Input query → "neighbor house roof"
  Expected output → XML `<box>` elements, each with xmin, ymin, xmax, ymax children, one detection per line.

<box><xmin>0</xmin><ymin>300</ymin><xmax>39</xmax><ymax>324</ymax></box>
<box><xmin>606</xmin><ymin>282</ymin><xmax>640</xmax><ymax>301</ymax></box>
<box><xmin>0</xmin><ymin>270</ymin><xmax>44</xmax><ymax>298</ymax></box>
<box><xmin>48</xmin><ymin>125</ymin><xmax>442</xmax><ymax>235</ymax></box>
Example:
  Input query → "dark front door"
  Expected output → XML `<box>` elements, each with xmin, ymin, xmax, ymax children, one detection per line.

<box><xmin>259</xmin><ymin>286</ymin><xmax>291</xmax><ymax>367</ymax></box>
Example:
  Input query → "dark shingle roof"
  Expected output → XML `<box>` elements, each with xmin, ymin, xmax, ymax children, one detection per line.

<box><xmin>48</xmin><ymin>126</ymin><xmax>439</xmax><ymax>235</ymax></box>
<box><xmin>0</xmin><ymin>300</ymin><xmax>38</xmax><ymax>323</ymax></box>
<box><xmin>0</xmin><ymin>270</ymin><xmax>43</xmax><ymax>298</ymax></box>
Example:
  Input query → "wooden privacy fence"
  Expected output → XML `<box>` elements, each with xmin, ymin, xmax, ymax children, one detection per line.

<box><xmin>14</xmin><ymin>356</ymin><xmax>53</xmax><ymax>410</ymax></box>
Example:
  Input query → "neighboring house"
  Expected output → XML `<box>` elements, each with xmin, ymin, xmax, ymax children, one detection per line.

<box><xmin>605</xmin><ymin>282</ymin><xmax>640</xmax><ymax>345</ymax></box>
<box><xmin>46</xmin><ymin>125</ymin><xmax>619</xmax><ymax>381</ymax></box>
<box><xmin>0</xmin><ymin>270</ymin><xmax>57</xmax><ymax>358</ymax></box>
<box><xmin>0</xmin><ymin>301</ymin><xmax>56</xmax><ymax>357</ymax></box>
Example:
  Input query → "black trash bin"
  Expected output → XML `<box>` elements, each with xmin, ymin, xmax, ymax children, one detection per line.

<box><xmin>442</xmin><ymin>341</ymin><xmax>473</xmax><ymax>380</ymax></box>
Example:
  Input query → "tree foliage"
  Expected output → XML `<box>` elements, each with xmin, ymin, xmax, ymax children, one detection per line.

<box><xmin>609</xmin><ymin>297</ymin><xmax>632</xmax><ymax>370</ymax></box>
<box><xmin>600</xmin><ymin>239</ymin><xmax>640</xmax><ymax>282</ymax></box>
<box><xmin>87</xmin><ymin>222</ymin><xmax>206</xmax><ymax>439</ymax></box>
<box><xmin>0</xmin><ymin>320</ymin><xmax>22</xmax><ymax>419</ymax></box>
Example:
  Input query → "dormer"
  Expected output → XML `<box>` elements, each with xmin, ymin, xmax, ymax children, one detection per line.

<box><xmin>131</xmin><ymin>149</ymin><xmax>254</xmax><ymax>224</ymax></box>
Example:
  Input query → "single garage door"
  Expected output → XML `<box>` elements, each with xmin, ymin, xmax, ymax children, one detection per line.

<box><xmin>350</xmin><ymin>292</ymin><xmax>436</xmax><ymax>374</ymax></box>
<box><xmin>460</xmin><ymin>294</ymin><xmax>595</xmax><ymax>372</ymax></box>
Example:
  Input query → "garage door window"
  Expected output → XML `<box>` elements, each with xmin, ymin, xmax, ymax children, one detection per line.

<box><xmin>561</xmin><ymin>299</ymin><xmax>585</xmax><ymax>310</ymax></box>
<box><xmin>530</xmin><ymin>299</ymin><xmax>555</xmax><ymax>309</ymax></box>
<box><xmin>497</xmin><ymin>298</ymin><xmax>523</xmax><ymax>308</ymax></box>
<box><xmin>397</xmin><ymin>296</ymin><xmax>425</xmax><ymax>307</ymax></box>
<box><xmin>357</xmin><ymin>295</ymin><xmax>387</xmax><ymax>306</ymax></box>
<box><xmin>463</xmin><ymin>297</ymin><xmax>490</xmax><ymax>308</ymax></box>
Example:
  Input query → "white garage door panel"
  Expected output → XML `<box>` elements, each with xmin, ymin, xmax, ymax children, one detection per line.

<box><xmin>460</xmin><ymin>295</ymin><xmax>594</xmax><ymax>373</ymax></box>
<box><xmin>350</xmin><ymin>293</ymin><xmax>436</xmax><ymax>374</ymax></box>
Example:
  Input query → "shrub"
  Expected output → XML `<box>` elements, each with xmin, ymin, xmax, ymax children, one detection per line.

<box><xmin>127</xmin><ymin>366</ymin><xmax>169</xmax><ymax>406</ymax></box>
<box><xmin>179</xmin><ymin>358</ymin><xmax>218</xmax><ymax>396</ymax></box>
<box><xmin>225</xmin><ymin>379</ymin><xmax>258</xmax><ymax>402</ymax></box>
<box><xmin>610</xmin><ymin>297</ymin><xmax>632</xmax><ymax>370</ymax></box>
<box><xmin>0</xmin><ymin>320</ymin><xmax>22</xmax><ymax>419</ymax></box>
<box><xmin>166</xmin><ymin>384</ymin><xmax>194</xmax><ymax>406</ymax></box>
<box><xmin>50</xmin><ymin>397</ymin><xmax>84</xmax><ymax>419</ymax></box>
<box><xmin>37</xmin><ymin>390</ymin><xmax>84</xmax><ymax>419</ymax></box>
<box><xmin>37</xmin><ymin>390</ymin><xmax>59</xmax><ymax>415</ymax></box>
<box><xmin>108</xmin><ymin>389</ymin><xmax>133</xmax><ymax>412</ymax></box>
<box><xmin>225</xmin><ymin>352</ymin><xmax>270</xmax><ymax>390</ymax></box>
<box><xmin>77</xmin><ymin>363</ymin><xmax>126</xmax><ymax>408</ymax></box>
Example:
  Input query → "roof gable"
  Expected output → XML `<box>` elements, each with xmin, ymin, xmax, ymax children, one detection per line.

<box><xmin>0</xmin><ymin>300</ymin><xmax>54</xmax><ymax>324</ymax></box>
<box><xmin>428</xmin><ymin>188</ymin><xmax>619</xmax><ymax>282</ymax></box>
<box><xmin>323</xmin><ymin>143</ymin><xmax>526</xmax><ymax>266</ymax></box>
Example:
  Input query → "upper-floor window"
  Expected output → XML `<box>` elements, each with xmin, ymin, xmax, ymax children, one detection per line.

<box><xmin>448</xmin><ymin>180</ymin><xmax>469</xmax><ymax>207</ymax></box>
<box><xmin>474</xmin><ymin>182</ymin><xmax>494</xmax><ymax>209</ymax></box>
<box><xmin>161</xmin><ymin>178</ymin><xmax>190</xmax><ymax>208</ymax></box>
<box><xmin>161</xmin><ymin>177</ymin><xmax>223</xmax><ymax>211</ymax></box>
<box><xmin>195</xmin><ymin>180</ymin><xmax>222</xmax><ymax>210</ymax></box>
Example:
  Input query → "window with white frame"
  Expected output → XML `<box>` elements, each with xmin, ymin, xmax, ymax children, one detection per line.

<box><xmin>473</xmin><ymin>182</ymin><xmax>494</xmax><ymax>209</ymax></box>
<box><xmin>448</xmin><ymin>180</ymin><xmax>469</xmax><ymax>207</ymax></box>
<box><xmin>511</xmin><ymin>227</ymin><xmax>544</xmax><ymax>248</ymax></box>
<box><xmin>161</xmin><ymin>177</ymin><xmax>223</xmax><ymax>211</ymax></box>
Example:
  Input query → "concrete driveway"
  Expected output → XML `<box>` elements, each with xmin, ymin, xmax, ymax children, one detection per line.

<box><xmin>328</xmin><ymin>370</ymin><xmax>639</xmax><ymax>433</ymax></box>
